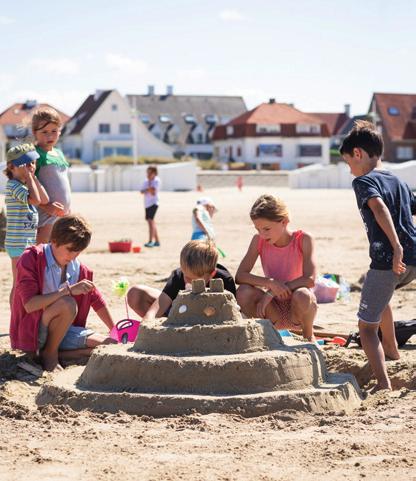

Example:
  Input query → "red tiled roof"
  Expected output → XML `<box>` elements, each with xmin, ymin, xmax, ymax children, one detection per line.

<box><xmin>373</xmin><ymin>92</ymin><xmax>416</xmax><ymax>141</ymax></box>
<box><xmin>308</xmin><ymin>112</ymin><xmax>350</xmax><ymax>135</ymax></box>
<box><xmin>228</xmin><ymin>102</ymin><xmax>327</xmax><ymax>126</ymax></box>
<box><xmin>0</xmin><ymin>103</ymin><xmax>70</xmax><ymax>126</ymax></box>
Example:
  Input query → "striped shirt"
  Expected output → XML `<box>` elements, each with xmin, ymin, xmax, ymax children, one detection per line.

<box><xmin>5</xmin><ymin>179</ymin><xmax>38</xmax><ymax>250</ymax></box>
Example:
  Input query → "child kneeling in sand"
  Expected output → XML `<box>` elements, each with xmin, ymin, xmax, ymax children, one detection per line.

<box><xmin>10</xmin><ymin>215</ymin><xmax>116</xmax><ymax>371</ymax></box>
<box><xmin>127</xmin><ymin>240</ymin><xmax>236</xmax><ymax>321</ymax></box>
<box><xmin>236</xmin><ymin>194</ymin><xmax>317</xmax><ymax>341</ymax></box>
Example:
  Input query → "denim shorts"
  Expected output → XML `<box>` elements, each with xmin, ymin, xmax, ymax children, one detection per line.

<box><xmin>6</xmin><ymin>246</ymin><xmax>26</xmax><ymax>258</ymax></box>
<box><xmin>38</xmin><ymin>324</ymin><xmax>94</xmax><ymax>351</ymax></box>
<box><xmin>358</xmin><ymin>266</ymin><xmax>416</xmax><ymax>324</ymax></box>
<box><xmin>191</xmin><ymin>231</ymin><xmax>208</xmax><ymax>241</ymax></box>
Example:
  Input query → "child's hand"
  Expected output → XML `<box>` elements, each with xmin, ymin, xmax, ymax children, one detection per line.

<box><xmin>70</xmin><ymin>280</ymin><xmax>95</xmax><ymax>296</ymax></box>
<box><xmin>256</xmin><ymin>293</ymin><xmax>273</xmax><ymax>318</ymax></box>
<box><xmin>42</xmin><ymin>201</ymin><xmax>65</xmax><ymax>216</ymax></box>
<box><xmin>392</xmin><ymin>245</ymin><xmax>406</xmax><ymax>275</ymax></box>
<box><xmin>268</xmin><ymin>280</ymin><xmax>292</xmax><ymax>300</ymax></box>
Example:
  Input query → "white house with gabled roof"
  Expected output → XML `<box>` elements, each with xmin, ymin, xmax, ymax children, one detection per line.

<box><xmin>61</xmin><ymin>89</ymin><xmax>173</xmax><ymax>163</ymax></box>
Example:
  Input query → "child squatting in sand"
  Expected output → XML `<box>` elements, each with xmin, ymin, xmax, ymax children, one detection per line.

<box><xmin>340</xmin><ymin>121</ymin><xmax>416</xmax><ymax>391</ymax></box>
<box><xmin>236</xmin><ymin>194</ymin><xmax>317</xmax><ymax>341</ymax></box>
<box><xmin>10</xmin><ymin>215</ymin><xmax>116</xmax><ymax>371</ymax></box>
<box><xmin>127</xmin><ymin>240</ymin><xmax>236</xmax><ymax>322</ymax></box>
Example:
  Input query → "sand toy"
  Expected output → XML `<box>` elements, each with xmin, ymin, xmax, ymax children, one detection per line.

<box><xmin>37</xmin><ymin>279</ymin><xmax>362</xmax><ymax>417</ymax></box>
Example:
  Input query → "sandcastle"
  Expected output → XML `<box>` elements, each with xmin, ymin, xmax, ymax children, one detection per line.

<box><xmin>37</xmin><ymin>279</ymin><xmax>362</xmax><ymax>416</ymax></box>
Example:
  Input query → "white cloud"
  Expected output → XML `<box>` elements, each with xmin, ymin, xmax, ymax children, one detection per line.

<box><xmin>219</xmin><ymin>9</ymin><xmax>245</xmax><ymax>22</ymax></box>
<box><xmin>0</xmin><ymin>16</ymin><xmax>15</xmax><ymax>25</ymax></box>
<box><xmin>105</xmin><ymin>53</ymin><xmax>148</xmax><ymax>76</ymax></box>
<box><xmin>29</xmin><ymin>58</ymin><xmax>80</xmax><ymax>75</ymax></box>
<box><xmin>177</xmin><ymin>68</ymin><xmax>206</xmax><ymax>81</ymax></box>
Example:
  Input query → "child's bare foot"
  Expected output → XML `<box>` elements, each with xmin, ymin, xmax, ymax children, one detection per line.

<box><xmin>370</xmin><ymin>382</ymin><xmax>392</xmax><ymax>394</ymax></box>
<box><xmin>102</xmin><ymin>337</ymin><xmax>118</xmax><ymax>345</ymax></box>
<box><xmin>40</xmin><ymin>351</ymin><xmax>63</xmax><ymax>372</ymax></box>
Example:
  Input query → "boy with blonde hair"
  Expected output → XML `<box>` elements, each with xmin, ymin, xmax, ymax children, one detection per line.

<box><xmin>127</xmin><ymin>240</ymin><xmax>236</xmax><ymax>321</ymax></box>
<box><xmin>340</xmin><ymin>121</ymin><xmax>416</xmax><ymax>391</ymax></box>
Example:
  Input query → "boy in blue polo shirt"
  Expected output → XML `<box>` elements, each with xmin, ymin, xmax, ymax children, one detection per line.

<box><xmin>340</xmin><ymin>121</ymin><xmax>416</xmax><ymax>391</ymax></box>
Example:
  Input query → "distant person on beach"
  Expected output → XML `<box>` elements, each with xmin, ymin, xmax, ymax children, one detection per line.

<box><xmin>32</xmin><ymin>106</ymin><xmax>71</xmax><ymax>244</ymax></box>
<box><xmin>191</xmin><ymin>196</ymin><xmax>217</xmax><ymax>241</ymax></box>
<box><xmin>10</xmin><ymin>215</ymin><xmax>116</xmax><ymax>372</ymax></box>
<box><xmin>127</xmin><ymin>240</ymin><xmax>236</xmax><ymax>322</ymax></box>
<box><xmin>140</xmin><ymin>166</ymin><xmax>161</xmax><ymax>247</ymax></box>
<box><xmin>3</xmin><ymin>144</ymin><xmax>49</xmax><ymax>305</ymax></box>
<box><xmin>235</xmin><ymin>194</ymin><xmax>317</xmax><ymax>341</ymax></box>
<box><xmin>340</xmin><ymin>120</ymin><xmax>416</xmax><ymax>391</ymax></box>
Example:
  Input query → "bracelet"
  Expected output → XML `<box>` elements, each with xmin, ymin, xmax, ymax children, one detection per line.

<box><xmin>66</xmin><ymin>281</ymin><xmax>73</xmax><ymax>297</ymax></box>
<box><xmin>265</xmin><ymin>290</ymin><xmax>274</xmax><ymax>298</ymax></box>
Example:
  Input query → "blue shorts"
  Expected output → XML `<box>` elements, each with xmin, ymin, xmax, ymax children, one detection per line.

<box><xmin>6</xmin><ymin>246</ymin><xmax>26</xmax><ymax>258</ymax></box>
<box><xmin>191</xmin><ymin>231</ymin><xmax>208</xmax><ymax>241</ymax></box>
<box><xmin>38</xmin><ymin>324</ymin><xmax>94</xmax><ymax>351</ymax></box>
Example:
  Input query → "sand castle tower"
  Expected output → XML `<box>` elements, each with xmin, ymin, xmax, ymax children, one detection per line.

<box><xmin>37</xmin><ymin>279</ymin><xmax>361</xmax><ymax>416</ymax></box>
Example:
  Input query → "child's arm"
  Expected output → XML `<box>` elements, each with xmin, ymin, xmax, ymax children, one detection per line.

<box><xmin>142</xmin><ymin>292</ymin><xmax>172</xmax><ymax>322</ymax></box>
<box><xmin>24</xmin><ymin>171</ymin><xmax>43</xmax><ymax>206</ymax></box>
<box><xmin>235</xmin><ymin>235</ymin><xmax>291</xmax><ymax>300</ymax></box>
<box><xmin>193</xmin><ymin>208</ymin><xmax>210</xmax><ymax>237</ymax></box>
<box><xmin>33</xmin><ymin>176</ymin><xmax>49</xmax><ymax>205</ymax></box>
<box><xmin>24</xmin><ymin>280</ymin><xmax>94</xmax><ymax>313</ymax></box>
<box><xmin>368</xmin><ymin>197</ymin><xmax>406</xmax><ymax>275</ymax></box>
<box><xmin>95</xmin><ymin>306</ymin><xmax>115</xmax><ymax>331</ymax></box>
<box><xmin>286</xmin><ymin>233</ymin><xmax>316</xmax><ymax>291</ymax></box>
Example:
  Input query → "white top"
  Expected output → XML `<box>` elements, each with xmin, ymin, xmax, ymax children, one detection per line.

<box><xmin>141</xmin><ymin>176</ymin><xmax>161</xmax><ymax>208</ymax></box>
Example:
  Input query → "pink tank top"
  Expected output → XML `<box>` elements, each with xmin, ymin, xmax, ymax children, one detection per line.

<box><xmin>257</xmin><ymin>230</ymin><xmax>304</xmax><ymax>283</ymax></box>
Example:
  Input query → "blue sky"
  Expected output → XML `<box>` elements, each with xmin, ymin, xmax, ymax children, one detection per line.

<box><xmin>0</xmin><ymin>0</ymin><xmax>414</xmax><ymax>116</ymax></box>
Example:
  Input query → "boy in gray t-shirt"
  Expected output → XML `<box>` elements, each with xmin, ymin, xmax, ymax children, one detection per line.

<box><xmin>340</xmin><ymin>121</ymin><xmax>416</xmax><ymax>392</ymax></box>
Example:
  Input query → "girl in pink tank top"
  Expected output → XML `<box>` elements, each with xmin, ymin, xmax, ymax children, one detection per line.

<box><xmin>236</xmin><ymin>195</ymin><xmax>317</xmax><ymax>340</ymax></box>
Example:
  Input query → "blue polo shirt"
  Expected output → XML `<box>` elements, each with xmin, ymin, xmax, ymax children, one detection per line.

<box><xmin>42</xmin><ymin>244</ymin><xmax>80</xmax><ymax>294</ymax></box>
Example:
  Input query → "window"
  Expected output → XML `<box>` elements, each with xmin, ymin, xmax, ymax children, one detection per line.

<box><xmin>258</xmin><ymin>144</ymin><xmax>283</xmax><ymax>157</ymax></box>
<box><xmin>116</xmin><ymin>147</ymin><xmax>132</xmax><ymax>156</ymax></box>
<box><xmin>397</xmin><ymin>146</ymin><xmax>413</xmax><ymax>160</ymax></box>
<box><xmin>256</xmin><ymin>124</ymin><xmax>281</xmax><ymax>134</ymax></box>
<box><xmin>298</xmin><ymin>145</ymin><xmax>322</xmax><ymax>157</ymax></box>
<box><xmin>99</xmin><ymin>123</ymin><xmax>110</xmax><ymax>134</ymax></box>
<box><xmin>237</xmin><ymin>146</ymin><xmax>242</xmax><ymax>157</ymax></box>
<box><xmin>184</xmin><ymin>114</ymin><xmax>196</xmax><ymax>124</ymax></box>
<box><xmin>226</xmin><ymin>125</ymin><xmax>234</xmax><ymax>136</ymax></box>
<box><xmin>103</xmin><ymin>147</ymin><xmax>114</xmax><ymax>157</ymax></box>
<box><xmin>296</xmin><ymin>124</ymin><xmax>321</xmax><ymax>134</ymax></box>
<box><xmin>388</xmin><ymin>107</ymin><xmax>400</xmax><ymax>116</ymax></box>
<box><xmin>111</xmin><ymin>104</ymin><xmax>118</xmax><ymax>111</ymax></box>
<box><xmin>196</xmin><ymin>133</ymin><xmax>204</xmax><ymax>144</ymax></box>
<box><xmin>159</xmin><ymin>114</ymin><xmax>172</xmax><ymax>123</ymax></box>
<box><xmin>119</xmin><ymin>123</ymin><xmax>131</xmax><ymax>134</ymax></box>
<box><xmin>139</xmin><ymin>114</ymin><xmax>150</xmax><ymax>124</ymax></box>
<box><xmin>205</xmin><ymin>114</ymin><xmax>217</xmax><ymax>124</ymax></box>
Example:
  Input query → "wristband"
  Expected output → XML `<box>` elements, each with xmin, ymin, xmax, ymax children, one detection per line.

<box><xmin>66</xmin><ymin>281</ymin><xmax>73</xmax><ymax>297</ymax></box>
<box><xmin>265</xmin><ymin>290</ymin><xmax>274</xmax><ymax>298</ymax></box>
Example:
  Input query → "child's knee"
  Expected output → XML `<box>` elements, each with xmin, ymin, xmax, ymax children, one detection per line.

<box><xmin>292</xmin><ymin>288</ymin><xmax>316</xmax><ymax>310</ymax></box>
<box><xmin>54</xmin><ymin>296</ymin><xmax>78</xmax><ymax>319</ymax></box>
<box><xmin>127</xmin><ymin>285</ymin><xmax>144</xmax><ymax>307</ymax></box>
<box><xmin>358</xmin><ymin>319</ymin><xmax>379</xmax><ymax>333</ymax></box>
<box><xmin>236</xmin><ymin>284</ymin><xmax>255</xmax><ymax>304</ymax></box>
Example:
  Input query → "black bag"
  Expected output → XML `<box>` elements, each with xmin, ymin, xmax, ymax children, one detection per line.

<box><xmin>345</xmin><ymin>319</ymin><xmax>416</xmax><ymax>348</ymax></box>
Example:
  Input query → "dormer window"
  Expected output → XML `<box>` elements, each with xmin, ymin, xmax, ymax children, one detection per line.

<box><xmin>256</xmin><ymin>124</ymin><xmax>281</xmax><ymax>134</ymax></box>
<box><xmin>205</xmin><ymin>114</ymin><xmax>218</xmax><ymax>124</ymax></box>
<box><xmin>226</xmin><ymin>125</ymin><xmax>234</xmax><ymax>136</ymax></box>
<box><xmin>159</xmin><ymin>114</ymin><xmax>172</xmax><ymax>123</ymax></box>
<box><xmin>296</xmin><ymin>124</ymin><xmax>320</xmax><ymax>134</ymax></box>
<box><xmin>139</xmin><ymin>114</ymin><xmax>150</xmax><ymax>124</ymax></box>
<box><xmin>184</xmin><ymin>114</ymin><xmax>196</xmax><ymax>124</ymax></box>
<box><xmin>388</xmin><ymin>107</ymin><xmax>400</xmax><ymax>116</ymax></box>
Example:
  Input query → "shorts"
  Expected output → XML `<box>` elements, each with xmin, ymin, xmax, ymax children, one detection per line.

<box><xmin>191</xmin><ymin>231</ymin><xmax>208</xmax><ymax>241</ymax></box>
<box><xmin>145</xmin><ymin>204</ymin><xmax>158</xmax><ymax>220</ymax></box>
<box><xmin>38</xmin><ymin>210</ymin><xmax>57</xmax><ymax>228</ymax></box>
<box><xmin>38</xmin><ymin>324</ymin><xmax>94</xmax><ymax>351</ymax></box>
<box><xmin>5</xmin><ymin>246</ymin><xmax>26</xmax><ymax>258</ymax></box>
<box><xmin>358</xmin><ymin>266</ymin><xmax>416</xmax><ymax>324</ymax></box>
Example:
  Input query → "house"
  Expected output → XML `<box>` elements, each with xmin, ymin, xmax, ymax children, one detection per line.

<box><xmin>61</xmin><ymin>90</ymin><xmax>173</xmax><ymax>163</ymax></box>
<box><xmin>0</xmin><ymin>100</ymin><xmax>69</xmax><ymax>148</ymax></box>
<box><xmin>309</xmin><ymin>104</ymin><xmax>351</xmax><ymax>148</ymax></box>
<box><xmin>368</xmin><ymin>92</ymin><xmax>416</xmax><ymax>162</ymax></box>
<box><xmin>127</xmin><ymin>86</ymin><xmax>247</xmax><ymax>159</ymax></box>
<box><xmin>212</xmin><ymin>99</ymin><xmax>331</xmax><ymax>169</ymax></box>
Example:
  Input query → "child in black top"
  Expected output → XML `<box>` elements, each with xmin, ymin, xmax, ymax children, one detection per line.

<box><xmin>340</xmin><ymin>121</ymin><xmax>416</xmax><ymax>391</ymax></box>
<box><xmin>127</xmin><ymin>240</ymin><xmax>236</xmax><ymax>321</ymax></box>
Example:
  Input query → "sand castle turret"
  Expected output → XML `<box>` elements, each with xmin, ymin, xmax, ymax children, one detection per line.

<box><xmin>37</xmin><ymin>280</ymin><xmax>361</xmax><ymax>416</ymax></box>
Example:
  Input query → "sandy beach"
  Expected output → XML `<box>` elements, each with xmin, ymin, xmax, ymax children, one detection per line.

<box><xmin>0</xmin><ymin>186</ymin><xmax>415</xmax><ymax>481</ymax></box>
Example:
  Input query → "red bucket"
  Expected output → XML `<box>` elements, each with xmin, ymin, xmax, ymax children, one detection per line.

<box><xmin>108</xmin><ymin>241</ymin><xmax>132</xmax><ymax>253</ymax></box>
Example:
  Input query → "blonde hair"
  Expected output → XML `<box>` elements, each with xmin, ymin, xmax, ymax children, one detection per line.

<box><xmin>250</xmin><ymin>194</ymin><xmax>289</xmax><ymax>222</ymax></box>
<box><xmin>180</xmin><ymin>240</ymin><xmax>218</xmax><ymax>277</ymax></box>
<box><xmin>32</xmin><ymin>106</ymin><xmax>62</xmax><ymax>132</ymax></box>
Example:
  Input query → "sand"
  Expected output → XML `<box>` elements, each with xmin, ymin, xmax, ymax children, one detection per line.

<box><xmin>0</xmin><ymin>187</ymin><xmax>415</xmax><ymax>480</ymax></box>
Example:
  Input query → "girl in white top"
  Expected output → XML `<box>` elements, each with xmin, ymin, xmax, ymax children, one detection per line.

<box><xmin>191</xmin><ymin>197</ymin><xmax>217</xmax><ymax>241</ymax></box>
